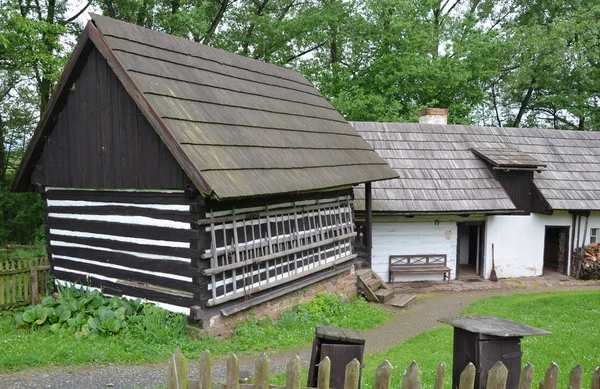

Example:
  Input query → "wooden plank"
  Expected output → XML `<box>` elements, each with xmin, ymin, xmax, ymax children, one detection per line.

<box><xmin>317</xmin><ymin>357</ymin><xmax>331</xmax><ymax>389</ymax></box>
<box><xmin>568</xmin><ymin>365</ymin><xmax>583</xmax><ymax>389</ymax></box>
<box><xmin>50</xmin><ymin>245</ymin><xmax>196</xmax><ymax>276</ymax></box>
<box><xmin>344</xmin><ymin>359</ymin><xmax>360</xmax><ymax>389</ymax></box>
<box><xmin>374</xmin><ymin>361</ymin><xmax>392</xmax><ymax>389</ymax></box>
<box><xmin>47</xmin><ymin>206</ymin><xmax>194</xmax><ymax>223</ymax></box>
<box><xmin>401</xmin><ymin>361</ymin><xmax>421</xmax><ymax>389</ymax></box>
<box><xmin>254</xmin><ymin>354</ymin><xmax>269</xmax><ymax>389</ymax></box>
<box><xmin>226</xmin><ymin>355</ymin><xmax>240</xmax><ymax>389</ymax></box>
<box><xmin>434</xmin><ymin>363</ymin><xmax>446</xmax><ymax>389</ymax></box>
<box><xmin>46</xmin><ymin>189</ymin><xmax>194</xmax><ymax>203</ymax></box>
<box><xmin>48</xmin><ymin>233</ymin><xmax>196</xmax><ymax>259</ymax></box>
<box><xmin>199</xmin><ymin>351</ymin><xmax>212</xmax><ymax>389</ymax></box>
<box><xmin>591</xmin><ymin>367</ymin><xmax>600</xmax><ymax>389</ymax></box>
<box><xmin>167</xmin><ymin>348</ymin><xmax>189</xmax><ymax>389</ymax></box>
<box><xmin>459</xmin><ymin>363</ymin><xmax>476</xmax><ymax>389</ymax></box>
<box><xmin>208</xmin><ymin>254</ymin><xmax>356</xmax><ymax>306</ymax></box>
<box><xmin>542</xmin><ymin>363</ymin><xmax>559</xmax><ymax>389</ymax></box>
<box><xmin>519</xmin><ymin>363</ymin><xmax>534</xmax><ymax>389</ymax></box>
<box><xmin>285</xmin><ymin>356</ymin><xmax>301</xmax><ymax>389</ymax></box>
<box><xmin>51</xmin><ymin>257</ymin><xmax>199</xmax><ymax>294</ymax></box>
<box><xmin>53</xmin><ymin>270</ymin><xmax>194</xmax><ymax>307</ymax></box>
<box><xmin>45</xmin><ymin>218</ymin><xmax>195</xmax><ymax>242</ymax></box>
<box><xmin>486</xmin><ymin>362</ymin><xmax>508</xmax><ymax>389</ymax></box>
<box><xmin>203</xmin><ymin>232</ymin><xmax>356</xmax><ymax>275</ymax></box>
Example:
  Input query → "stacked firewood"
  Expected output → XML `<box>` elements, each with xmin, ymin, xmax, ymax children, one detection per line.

<box><xmin>575</xmin><ymin>243</ymin><xmax>600</xmax><ymax>279</ymax></box>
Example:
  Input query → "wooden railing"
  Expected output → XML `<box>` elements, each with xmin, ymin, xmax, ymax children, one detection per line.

<box><xmin>0</xmin><ymin>245</ymin><xmax>51</xmax><ymax>308</ymax></box>
<box><xmin>166</xmin><ymin>350</ymin><xmax>600</xmax><ymax>389</ymax></box>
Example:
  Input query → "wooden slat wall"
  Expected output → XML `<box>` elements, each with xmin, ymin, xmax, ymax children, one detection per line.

<box><xmin>200</xmin><ymin>194</ymin><xmax>356</xmax><ymax>307</ymax></box>
<box><xmin>45</xmin><ymin>188</ymin><xmax>200</xmax><ymax>314</ymax></box>
<box><xmin>30</xmin><ymin>47</ymin><xmax>186</xmax><ymax>190</ymax></box>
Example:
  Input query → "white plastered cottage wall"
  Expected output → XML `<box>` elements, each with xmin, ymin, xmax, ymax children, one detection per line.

<box><xmin>371</xmin><ymin>215</ymin><xmax>485</xmax><ymax>282</ymax></box>
<box><xmin>371</xmin><ymin>212</ymin><xmax>600</xmax><ymax>283</ymax></box>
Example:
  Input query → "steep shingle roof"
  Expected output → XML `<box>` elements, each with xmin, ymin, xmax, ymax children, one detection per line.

<box><xmin>352</xmin><ymin>122</ymin><xmax>600</xmax><ymax>213</ymax></box>
<box><xmin>13</xmin><ymin>14</ymin><xmax>397</xmax><ymax>199</ymax></box>
<box><xmin>89</xmin><ymin>14</ymin><xmax>397</xmax><ymax>199</ymax></box>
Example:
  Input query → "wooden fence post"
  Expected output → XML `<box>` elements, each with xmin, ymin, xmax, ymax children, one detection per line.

<box><xmin>317</xmin><ymin>357</ymin><xmax>331</xmax><ymax>389</ymax></box>
<box><xmin>541</xmin><ymin>363</ymin><xmax>559</xmax><ymax>389</ymax></box>
<box><xmin>402</xmin><ymin>361</ymin><xmax>421</xmax><ymax>389</ymax></box>
<box><xmin>374</xmin><ymin>361</ymin><xmax>393</xmax><ymax>389</ymax></box>
<box><xmin>459</xmin><ymin>363</ymin><xmax>476</xmax><ymax>389</ymax></box>
<box><xmin>227</xmin><ymin>355</ymin><xmax>240</xmax><ymax>389</ymax></box>
<box><xmin>434</xmin><ymin>363</ymin><xmax>446</xmax><ymax>389</ymax></box>
<box><xmin>519</xmin><ymin>363</ymin><xmax>534</xmax><ymax>389</ymax></box>
<box><xmin>254</xmin><ymin>354</ymin><xmax>269</xmax><ymax>389</ymax></box>
<box><xmin>30</xmin><ymin>267</ymin><xmax>38</xmax><ymax>305</ymax></box>
<box><xmin>199</xmin><ymin>350</ymin><xmax>212</xmax><ymax>389</ymax></box>
<box><xmin>485</xmin><ymin>361</ymin><xmax>507</xmax><ymax>389</ymax></box>
<box><xmin>568</xmin><ymin>365</ymin><xmax>583</xmax><ymax>389</ymax></box>
<box><xmin>590</xmin><ymin>367</ymin><xmax>600</xmax><ymax>389</ymax></box>
<box><xmin>285</xmin><ymin>356</ymin><xmax>302</xmax><ymax>389</ymax></box>
<box><xmin>344</xmin><ymin>359</ymin><xmax>360</xmax><ymax>389</ymax></box>
<box><xmin>167</xmin><ymin>348</ymin><xmax>189</xmax><ymax>389</ymax></box>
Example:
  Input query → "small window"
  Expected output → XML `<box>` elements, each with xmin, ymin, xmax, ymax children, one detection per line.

<box><xmin>591</xmin><ymin>228</ymin><xmax>599</xmax><ymax>244</ymax></box>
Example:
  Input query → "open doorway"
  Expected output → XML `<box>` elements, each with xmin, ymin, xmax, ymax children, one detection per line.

<box><xmin>456</xmin><ymin>222</ymin><xmax>485</xmax><ymax>279</ymax></box>
<box><xmin>543</xmin><ymin>226</ymin><xmax>569</xmax><ymax>275</ymax></box>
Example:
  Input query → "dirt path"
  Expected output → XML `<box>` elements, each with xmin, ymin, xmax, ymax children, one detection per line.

<box><xmin>2</xmin><ymin>284</ymin><xmax>600</xmax><ymax>389</ymax></box>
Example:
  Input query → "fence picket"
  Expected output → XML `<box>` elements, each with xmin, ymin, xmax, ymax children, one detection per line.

<box><xmin>344</xmin><ymin>359</ymin><xmax>360</xmax><ymax>389</ymax></box>
<box><xmin>485</xmin><ymin>361</ymin><xmax>508</xmax><ymax>389</ymax></box>
<box><xmin>542</xmin><ymin>363</ymin><xmax>559</xmax><ymax>389</ymax></box>
<box><xmin>459</xmin><ymin>363</ymin><xmax>476</xmax><ymax>389</ymax></box>
<box><xmin>402</xmin><ymin>361</ymin><xmax>421</xmax><ymax>389</ymax></box>
<box><xmin>285</xmin><ymin>356</ymin><xmax>301</xmax><ymax>389</ymax></box>
<box><xmin>254</xmin><ymin>354</ymin><xmax>269</xmax><ymax>389</ymax></box>
<box><xmin>374</xmin><ymin>360</ymin><xmax>393</xmax><ymax>389</ymax></box>
<box><xmin>569</xmin><ymin>365</ymin><xmax>583</xmax><ymax>389</ymax></box>
<box><xmin>165</xmin><ymin>350</ymin><xmax>600</xmax><ymax>389</ymax></box>
<box><xmin>434</xmin><ymin>363</ymin><xmax>446</xmax><ymax>389</ymax></box>
<box><xmin>591</xmin><ymin>367</ymin><xmax>600</xmax><ymax>389</ymax></box>
<box><xmin>167</xmin><ymin>348</ymin><xmax>189</xmax><ymax>389</ymax></box>
<box><xmin>519</xmin><ymin>363</ymin><xmax>534</xmax><ymax>389</ymax></box>
<box><xmin>317</xmin><ymin>357</ymin><xmax>331</xmax><ymax>389</ymax></box>
<box><xmin>199</xmin><ymin>350</ymin><xmax>212</xmax><ymax>389</ymax></box>
<box><xmin>226</xmin><ymin>355</ymin><xmax>240</xmax><ymax>389</ymax></box>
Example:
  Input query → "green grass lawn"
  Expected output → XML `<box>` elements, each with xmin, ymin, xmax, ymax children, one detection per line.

<box><xmin>0</xmin><ymin>293</ymin><xmax>391</xmax><ymax>372</ymax></box>
<box><xmin>357</xmin><ymin>290</ymin><xmax>600</xmax><ymax>389</ymax></box>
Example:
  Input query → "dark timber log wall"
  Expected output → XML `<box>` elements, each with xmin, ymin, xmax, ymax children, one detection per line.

<box><xmin>30</xmin><ymin>47</ymin><xmax>185</xmax><ymax>189</ymax></box>
<box><xmin>45</xmin><ymin>188</ymin><xmax>200</xmax><ymax>314</ymax></box>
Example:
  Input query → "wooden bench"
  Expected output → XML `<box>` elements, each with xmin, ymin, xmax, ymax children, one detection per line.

<box><xmin>389</xmin><ymin>254</ymin><xmax>451</xmax><ymax>283</ymax></box>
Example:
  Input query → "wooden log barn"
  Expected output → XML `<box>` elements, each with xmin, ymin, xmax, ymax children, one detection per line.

<box><xmin>11</xmin><ymin>14</ymin><xmax>397</xmax><ymax>330</ymax></box>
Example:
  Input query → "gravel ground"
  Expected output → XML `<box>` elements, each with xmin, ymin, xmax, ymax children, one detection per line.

<box><xmin>2</xmin><ymin>283</ymin><xmax>599</xmax><ymax>389</ymax></box>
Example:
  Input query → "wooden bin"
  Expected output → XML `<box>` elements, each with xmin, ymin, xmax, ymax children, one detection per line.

<box><xmin>439</xmin><ymin>316</ymin><xmax>550</xmax><ymax>389</ymax></box>
<box><xmin>307</xmin><ymin>325</ymin><xmax>366</xmax><ymax>389</ymax></box>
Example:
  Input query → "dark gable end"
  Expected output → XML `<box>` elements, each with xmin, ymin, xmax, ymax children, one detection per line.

<box><xmin>31</xmin><ymin>46</ymin><xmax>186</xmax><ymax>189</ymax></box>
<box><xmin>12</xmin><ymin>14</ymin><xmax>397</xmax><ymax>198</ymax></box>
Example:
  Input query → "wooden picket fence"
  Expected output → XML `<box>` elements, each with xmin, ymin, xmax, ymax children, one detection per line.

<box><xmin>0</xmin><ymin>245</ymin><xmax>51</xmax><ymax>308</ymax></box>
<box><xmin>166</xmin><ymin>350</ymin><xmax>600</xmax><ymax>389</ymax></box>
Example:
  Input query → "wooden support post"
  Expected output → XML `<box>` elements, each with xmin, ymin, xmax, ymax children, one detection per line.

<box><xmin>519</xmin><ymin>363</ymin><xmax>534</xmax><ymax>389</ymax></box>
<box><xmin>402</xmin><ymin>361</ymin><xmax>421</xmax><ymax>389</ymax></box>
<box><xmin>459</xmin><ymin>363</ymin><xmax>476</xmax><ymax>389</ymax></box>
<box><xmin>365</xmin><ymin>182</ymin><xmax>373</xmax><ymax>267</ymax></box>
<box><xmin>285</xmin><ymin>356</ymin><xmax>302</xmax><ymax>389</ymax></box>
<box><xmin>434</xmin><ymin>363</ymin><xmax>446</xmax><ymax>389</ymax></box>
<box><xmin>568</xmin><ymin>365</ymin><xmax>583</xmax><ymax>389</ymax></box>
<box><xmin>486</xmin><ymin>362</ymin><xmax>508</xmax><ymax>389</ymax></box>
<box><xmin>344</xmin><ymin>359</ymin><xmax>361</xmax><ymax>389</ymax></box>
<box><xmin>199</xmin><ymin>350</ymin><xmax>212</xmax><ymax>389</ymax></box>
<box><xmin>317</xmin><ymin>357</ymin><xmax>331</xmax><ymax>389</ymax></box>
<box><xmin>374</xmin><ymin>361</ymin><xmax>392</xmax><ymax>389</ymax></box>
<box><xmin>578</xmin><ymin>215</ymin><xmax>590</xmax><ymax>278</ymax></box>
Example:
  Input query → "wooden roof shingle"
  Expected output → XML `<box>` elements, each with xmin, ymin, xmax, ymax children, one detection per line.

<box><xmin>352</xmin><ymin>122</ymin><xmax>600</xmax><ymax>213</ymax></box>
<box><xmin>12</xmin><ymin>15</ymin><xmax>397</xmax><ymax>199</ymax></box>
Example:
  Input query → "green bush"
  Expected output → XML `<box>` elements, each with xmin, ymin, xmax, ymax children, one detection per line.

<box><xmin>14</xmin><ymin>284</ymin><xmax>187</xmax><ymax>342</ymax></box>
<box><xmin>0</xmin><ymin>181</ymin><xmax>44</xmax><ymax>245</ymax></box>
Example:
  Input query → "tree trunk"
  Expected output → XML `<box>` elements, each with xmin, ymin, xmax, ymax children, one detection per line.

<box><xmin>0</xmin><ymin>114</ymin><xmax>5</xmax><ymax>183</ymax></box>
<box><xmin>512</xmin><ymin>79</ymin><xmax>535</xmax><ymax>127</ymax></box>
<box><xmin>203</xmin><ymin>0</ymin><xmax>230</xmax><ymax>44</ymax></box>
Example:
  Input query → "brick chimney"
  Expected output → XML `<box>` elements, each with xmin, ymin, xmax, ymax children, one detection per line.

<box><xmin>418</xmin><ymin>108</ymin><xmax>448</xmax><ymax>124</ymax></box>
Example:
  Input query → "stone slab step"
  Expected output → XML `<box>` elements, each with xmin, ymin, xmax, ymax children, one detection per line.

<box><xmin>386</xmin><ymin>294</ymin><xmax>416</xmax><ymax>308</ymax></box>
<box><xmin>374</xmin><ymin>288</ymin><xmax>395</xmax><ymax>304</ymax></box>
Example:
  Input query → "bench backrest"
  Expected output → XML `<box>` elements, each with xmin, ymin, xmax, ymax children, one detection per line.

<box><xmin>389</xmin><ymin>254</ymin><xmax>447</xmax><ymax>267</ymax></box>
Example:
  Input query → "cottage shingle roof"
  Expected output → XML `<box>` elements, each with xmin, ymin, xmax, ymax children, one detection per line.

<box><xmin>12</xmin><ymin>14</ymin><xmax>397</xmax><ymax>199</ymax></box>
<box><xmin>351</xmin><ymin>122</ymin><xmax>600</xmax><ymax>213</ymax></box>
